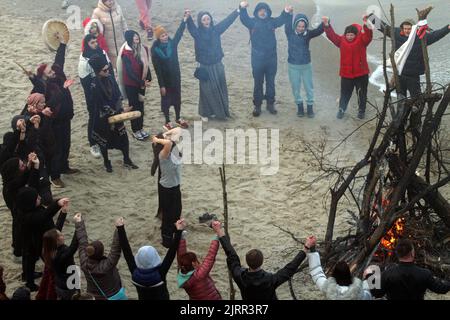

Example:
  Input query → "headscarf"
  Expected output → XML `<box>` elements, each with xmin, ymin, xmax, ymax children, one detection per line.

<box><xmin>26</xmin><ymin>93</ymin><xmax>45</xmax><ymax>108</ymax></box>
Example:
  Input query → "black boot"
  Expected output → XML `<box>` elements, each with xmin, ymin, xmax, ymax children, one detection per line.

<box><xmin>104</xmin><ymin>160</ymin><xmax>113</xmax><ymax>173</ymax></box>
<box><xmin>307</xmin><ymin>105</ymin><xmax>315</xmax><ymax>118</ymax></box>
<box><xmin>267</xmin><ymin>102</ymin><xmax>277</xmax><ymax>115</ymax></box>
<box><xmin>252</xmin><ymin>105</ymin><xmax>261</xmax><ymax>117</ymax></box>
<box><xmin>297</xmin><ymin>103</ymin><xmax>304</xmax><ymax>117</ymax></box>
<box><xmin>124</xmin><ymin>159</ymin><xmax>139</xmax><ymax>169</ymax></box>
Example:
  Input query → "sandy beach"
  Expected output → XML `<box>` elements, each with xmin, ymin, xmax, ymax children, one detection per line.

<box><xmin>0</xmin><ymin>0</ymin><xmax>448</xmax><ymax>300</ymax></box>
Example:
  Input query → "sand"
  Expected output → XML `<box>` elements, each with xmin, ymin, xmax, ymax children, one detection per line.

<box><xmin>0</xmin><ymin>0</ymin><xmax>448</xmax><ymax>300</ymax></box>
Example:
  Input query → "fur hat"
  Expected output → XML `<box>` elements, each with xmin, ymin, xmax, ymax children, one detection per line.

<box><xmin>135</xmin><ymin>246</ymin><xmax>162</xmax><ymax>269</ymax></box>
<box><xmin>154</xmin><ymin>25</ymin><xmax>167</xmax><ymax>40</ymax></box>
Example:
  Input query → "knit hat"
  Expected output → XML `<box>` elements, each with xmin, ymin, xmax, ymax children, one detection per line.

<box><xmin>27</xmin><ymin>93</ymin><xmax>45</xmax><ymax>108</ymax></box>
<box><xmin>36</xmin><ymin>64</ymin><xmax>48</xmax><ymax>77</ymax></box>
<box><xmin>135</xmin><ymin>246</ymin><xmax>162</xmax><ymax>269</ymax></box>
<box><xmin>86</xmin><ymin>240</ymin><xmax>105</xmax><ymax>260</ymax></box>
<box><xmin>88</xmin><ymin>53</ymin><xmax>109</xmax><ymax>73</ymax></box>
<box><xmin>11</xmin><ymin>287</ymin><xmax>31</xmax><ymax>300</ymax></box>
<box><xmin>344</xmin><ymin>25</ymin><xmax>359</xmax><ymax>35</ymax></box>
<box><xmin>124</xmin><ymin>30</ymin><xmax>139</xmax><ymax>47</ymax></box>
<box><xmin>154</xmin><ymin>25</ymin><xmax>167</xmax><ymax>40</ymax></box>
<box><xmin>16</xmin><ymin>187</ymin><xmax>39</xmax><ymax>212</ymax></box>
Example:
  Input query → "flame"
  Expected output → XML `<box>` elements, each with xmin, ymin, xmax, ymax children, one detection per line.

<box><xmin>380</xmin><ymin>217</ymin><xmax>405</xmax><ymax>254</ymax></box>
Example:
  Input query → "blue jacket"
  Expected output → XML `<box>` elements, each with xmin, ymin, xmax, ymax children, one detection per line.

<box><xmin>285</xmin><ymin>13</ymin><xmax>324</xmax><ymax>65</ymax></box>
<box><xmin>240</xmin><ymin>3</ymin><xmax>290</xmax><ymax>60</ymax></box>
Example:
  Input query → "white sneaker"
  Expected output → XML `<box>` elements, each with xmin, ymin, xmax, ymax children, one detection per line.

<box><xmin>61</xmin><ymin>0</ymin><xmax>70</xmax><ymax>9</ymax></box>
<box><xmin>201</xmin><ymin>117</ymin><xmax>208</xmax><ymax>122</ymax></box>
<box><xmin>90</xmin><ymin>145</ymin><xmax>101</xmax><ymax>158</ymax></box>
<box><xmin>140</xmin><ymin>130</ymin><xmax>150</xmax><ymax>138</ymax></box>
<box><xmin>133</xmin><ymin>131</ymin><xmax>144</xmax><ymax>141</ymax></box>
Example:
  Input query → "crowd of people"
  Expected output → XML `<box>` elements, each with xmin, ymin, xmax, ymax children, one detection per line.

<box><xmin>1</xmin><ymin>0</ymin><xmax>450</xmax><ymax>301</ymax></box>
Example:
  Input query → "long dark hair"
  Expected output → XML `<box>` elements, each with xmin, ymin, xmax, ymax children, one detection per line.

<box><xmin>151</xmin><ymin>133</ymin><xmax>165</xmax><ymax>176</ymax></box>
<box><xmin>332</xmin><ymin>261</ymin><xmax>353</xmax><ymax>286</ymax></box>
<box><xmin>42</xmin><ymin>229</ymin><xmax>59</xmax><ymax>269</ymax></box>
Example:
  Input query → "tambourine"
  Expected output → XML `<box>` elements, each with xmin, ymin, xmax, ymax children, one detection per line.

<box><xmin>108</xmin><ymin>111</ymin><xmax>142</xmax><ymax>124</ymax></box>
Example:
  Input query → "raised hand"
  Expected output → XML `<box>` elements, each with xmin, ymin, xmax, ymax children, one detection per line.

<box><xmin>322</xmin><ymin>16</ymin><xmax>330</xmax><ymax>27</ymax></box>
<box><xmin>240</xmin><ymin>1</ymin><xmax>249</xmax><ymax>8</ymax></box>
<box><xmin>73</xmin><ymin>213</ymin><xmax>82</xmax><ymax>223</ymax></box>
<box><xmin>285</xmin><ymin>5</ymin><xmax>294</xmax><ymax>13</ymax></box>
<box><xmin>305</xmin><ymin>236</ymin><xmax>317</xmax><ymax>249</ymax></box>
<box><xmin>115</xmin><ymin>217</ymin><xmax>125</xmax><ymax>227</ymax></box>
<box><xmin>30</xmin><ymin>115</ymin><xmax>41</xmax><ymax>128</ymax></box>
<box><xmin>58</xmin><ymin>198</ymin><xmax>70</xmax><ymax>210</ymax></box>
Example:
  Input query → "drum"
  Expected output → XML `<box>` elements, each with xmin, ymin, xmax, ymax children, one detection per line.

<box><xmin>42</xmin><ymin>19</ymin><xmax>70</xmax><ymax>51</ymax></box>
<box><xmin>108</xmin><ymin>111</ymin><xmax>142</xmax><ymax>124</ymax></box>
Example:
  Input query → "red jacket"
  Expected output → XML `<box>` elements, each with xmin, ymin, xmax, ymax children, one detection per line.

<box><xmin>121</xmin><ymin>48</ymin><xmax>146</xmax><ymax>88</ymax></box>
<box><xmin>177</xmin><ymin>239</ymin><xmax>222</xmax><ymax>300</ymax></box>
<box><xmin>325</xmin><ymin>24</ymin><xmax>373</xmax><ymax>79</ymax></box>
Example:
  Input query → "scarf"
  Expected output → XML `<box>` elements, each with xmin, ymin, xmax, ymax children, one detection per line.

<box><xmin>153</xmin><ymin>41</ymin><xmax>173</xmax><ymax>60</ymax></box>
<box><xmin>387</xmin><ymin>20</ymin><xmax>427</xmax><ymax>75</ymax></box>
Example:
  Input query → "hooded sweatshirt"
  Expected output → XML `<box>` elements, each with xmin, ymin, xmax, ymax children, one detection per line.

<box><xmin>117</xmin><ymin>225</ymin><xmax>183</xmax><ymax>300</ymax></box>
<box><xmin>239</xmin><ymin>3</ymin><xmax>290</xmax><ymax>60</ymax></box>
<box><xmin>285</xmin><ymin>13</ymin><xmax>324</xmax><ymax>65</ymax></box>
<box><xmin>186</xmin><ymin>9</ymin><xmax>239</xmax><ymax>65</ymax></box>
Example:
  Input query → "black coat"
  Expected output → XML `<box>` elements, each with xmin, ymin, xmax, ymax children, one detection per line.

<box><xmin>53</xmin><ymin>232</ymin><xmax>78</xmax><ymax>290</ymax></box>
<box><xmin>151</xmin><ymin>20</ymin><xmax>186</xmax><ymax>89</ymax></box>
<box><xmin>372</xmin><ymin>262</ymin><xmax>450</xmax><ymax>300</ymax></box>
<box><xmin>240</xmin><ymin>4</ymin><xmax>289</xmax><ymax>61</ymax></box>
<box><xmin>219</xmin><ymin>235</ymin><xmax>306</xmax><ymax>300</ymax></box>
<box><xmin>187</xmin><ymin>10</ymin><xmax>239</xmax><ymax>65</ymax></box>
<box><xmin>29</xmin><ymin>44</ymin><xmax>74</xmax><ymax>123</ymax></box>
<box><xmin>19</xmin><ymin>201</ymin><xmax>63</xmax><ymax>257</ymax></box>
<box><xmin>117</xmin><ymin>225</ymin><xmax>182</xmax><ymax>300</ymax></box>
<box><xmin>2</xmin><ymin>167</ymin><xmax>39</xmax><ymax>215</ymax></box>
<box><xmin>371</xmin><ymin>16</ymin><xmax>450</xmax><ymax>76</ymax></box>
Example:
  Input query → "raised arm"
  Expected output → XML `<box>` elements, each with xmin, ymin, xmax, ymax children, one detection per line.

<box><xmin>116</xmin><ymin>222</ymin><xmax>138</xmax><ymax>274</ymax></box>
<box><xmin>273</xmin><ymin>250</ymin><xmax>306</xmax><ymax>288</ymax></box>
<box><xmin>239</xmin><ymin>7</ymin><xmax>255</xmax><ymax>30</ymax></box>
<box><xmin>55</xmin><ymin>211</ymin><xmax>67</xmax><ymax>231</ymax></box>
<box><xmin>97</xmin><ymin>229</ymin><xmax>121</xmax><ymax>271</ymax></box>
<box><xmin>426</xmin><ymin>24</ymin><xmax>450</xmax><ymax>46</ymax></box>
<box><xmin>273</xmin><ymin>9</ymin><xmax>290</xmax><ymax>29</ymax></box>
<box><xmin>186</xmin><ymin>15</ymin><xmax>199</xmax><ymax>39</ymax></box>
<box><xmin>54</xmin><ymin>43</ymin><xmax>67</xmax><ymax>70</ymax></box>
<box><xmin>160</xmin><ymin>230</ymin><xmax>183</xmax><ymax>277</ymax></box>
<box><xmin>324</xmin><ymin>24</ymin><xmax>342</xmax><ymax>48</ymax></box>
<box><xmin>75</xmin><ymin>218</ymin><xmax>89</xmax><ymax>270</ymax></box>
<box><xmin>151</xmin><ymin>50</ymin><xmax>166</xmax><ymax>89</ymax></box>
<box><xmin>309</xmin><ymin>22</ymin><xmax>325</xmax><ymax>39</ymax></box>
<box><xmin>218</xmin><ymin>235</ymin><xmax>243</xmax><ymax>286</ymax></box>
<box><xmin>369</xmin><ymin>14</ymin><xmax>392</xmax><ymax>37</ymax></box>
<box><xmin>173</xmin><ymin>20</ymin><xmax>187</xmax><ymax>47</ymax></box>
<box><xmin>176</xmin><ymin>234</ymin><xmax>188</xmax><ymax>266</ymax></box>
<box><xmin>307</xmin><ymin>251</ymin><xmax>329</xmax><ymax>292</ymax></box>
<box><xmin>195</xmin><ymin>239</ymin><xmax>220</xmax><ymax>279</ymax></box>
<box><xmin>284</xmin><ymin>13</ymin><xmax>294</xmax><ymax>36</ymax></box>
<box><xmin>361</xmin><ymin>24</ymin><xmax>373</xmax><ymax>47</ymax></box>
<box><xmin>215</xmin><ymin>9</ymin><xmax>240</xmax><ymax>35</ymax></box>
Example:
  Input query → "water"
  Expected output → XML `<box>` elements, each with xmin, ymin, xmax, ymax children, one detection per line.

<box><xmin>313</xmin><ymin>0</ymin><xmax>450</xmax><ymax>92</ymax></box>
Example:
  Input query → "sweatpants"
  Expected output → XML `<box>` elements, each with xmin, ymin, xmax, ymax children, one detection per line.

<box><xmin>339</xmin><ymin>75</ymin><xmax>368</xmax><ymax>113</ymax></box>
<box><xmin>252</xmin><ymin>55</ymin><xmax>277</xmax><ymax>107</ymax></box>
<box><xmin>288</xmin><ymin>63</ymin><xmax>314</xmax><ymax>105</ymax></box>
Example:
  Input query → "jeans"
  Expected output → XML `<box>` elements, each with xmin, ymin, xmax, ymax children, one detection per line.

<box><xmin>339</xmin><ymin>75</ymin><xmax>369</xmax><ymax>113</ymax></box>
<box><xmin>252</xmin><ymin>55</ymin><xmax>277</xmax><ymax>106</ymax></box>
<box><xmin>288</xmin><ymin>63</ymin><xmax>314</xmax><ymax>105</ymax></box>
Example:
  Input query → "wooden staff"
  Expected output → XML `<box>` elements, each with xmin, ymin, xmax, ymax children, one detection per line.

<box><xmin>219</xmin><ymin>164</ymin><xmax>236</xmax><ymax>300</ymax></box>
